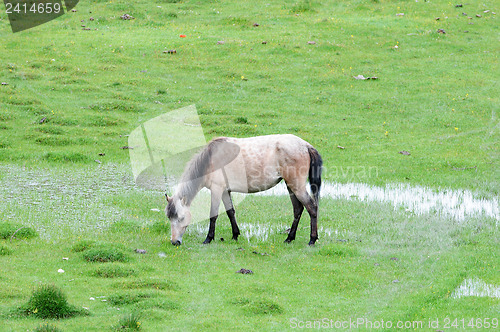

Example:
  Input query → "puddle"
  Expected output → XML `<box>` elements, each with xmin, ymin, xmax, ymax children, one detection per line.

<box><xmin>0</xmin><ymin>164</ymin><xmax>137</xmax><ymax>239</ymax></box>
<box><xmin>257</xmin><ymin>182</ymin><xmax>499</xmax><ymax>222</ymax></box>
<box><xmin>1</xmin><ymin>165</ymin><xmax>497</xmax><ymax>240</ymax></box>
<box><xmin>452</xmin><ymin>278</ymin><xmax>500</xmax><ymax>299</ymax></box>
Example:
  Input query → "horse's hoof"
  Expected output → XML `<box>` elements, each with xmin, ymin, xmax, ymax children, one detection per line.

<box><xmin>203</xmin><ymin>238</ymin><xmax>213</xmax><ymax>244</ymax></box>
<box><xmin>284</xmin><ymin>238</ymin><xmax>293</xmax><ymax>243</ymax></box>
<box><xmin>308</xmin><ymin>239</ymin><xmax>317</xmax><ymax>246</ymax></box>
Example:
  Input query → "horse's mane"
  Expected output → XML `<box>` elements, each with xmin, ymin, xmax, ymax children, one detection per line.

<box><xmin>176</xmin><ymin>138</ymin><xmax>226</xmax><ymax>205</ymax></box>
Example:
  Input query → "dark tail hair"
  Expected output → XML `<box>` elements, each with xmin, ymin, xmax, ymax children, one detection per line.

<box><xmin>308</xmin><ymin>146</ymin><xmax>322</xmax><ymax>204</ymax></box>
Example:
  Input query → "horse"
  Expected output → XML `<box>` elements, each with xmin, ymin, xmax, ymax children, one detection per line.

<box><xmin>165</xmin><ymin>134</ymin><xmax>322</xmax><ymax>246</ymax></box>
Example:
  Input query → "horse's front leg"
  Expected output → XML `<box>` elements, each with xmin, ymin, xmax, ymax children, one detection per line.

<box><xmin>222</xmin><ymin>190</ymin><xmax>239</xmax><ymax>240</ymax></box>
<box><xmin>203</xmin><ymin>187</ymin><xmax>223</xmax><ymax>244</ymax></box>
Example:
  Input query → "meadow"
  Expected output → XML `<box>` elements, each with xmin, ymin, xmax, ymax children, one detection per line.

<box><xmin>0</xmin><ymin>0</ymin><xmax>498</xmax><ymax>330</ymax></box>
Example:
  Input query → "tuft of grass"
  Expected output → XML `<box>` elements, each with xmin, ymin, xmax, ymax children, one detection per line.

<box><xmin>71</xmin><ymin>239</ymin><xmax>95</xmax><ymax>252</ymax></box>
<box><xmin>318</xmin><ymin>243</ymin><xmax>359</xmax><ymax>257</ymax></box>
<box><xmin>245</xmin><ymin>299</ymin><xmax>283</xmax><ymax>315</ymax></box>
<box><xmin>141</xmin><ymin>298</ymin><xmax>180</xmax><ymax>311</ymax></box>
<box><xmin>17</xmin><ymin>284</ymin><xmax>87</xmax><ymax>319</ymax></box>
<box><xmin>44</xmin><ymin>152</ymin><xmax>90</xmax><ymax>163</ymax></box>
<box><xmin>82</xmin><ymin>244</ymin><xmax>129</xmax><ymax>263</ymax></box>
<box><xmin>235</xmin><ymin>116</ymin><xmax>248</xmax><ymax>124</ymax></box>
<box><xmin>113</xmin><ymin>279</ymin><xmax>178</xmax><ymax>291</ymax></box>
<box><xmin>92</xmin><ymin>264</ymin><xmax>136</xmax><ymax>278</ymax></box>
<box><xmin>230</xmin><ymin>296</ymin><xmax>283</xmax><ymax>315</ymax></box>
<box><xmin>0</xmin><ymin>222</ymin><xmax>38</xmax><ymax>240</ymax></box>
<box><xmin>114</xmin><ymin>312</ymin><xmax>142</xmax><ymax>330</ymax></box>
<box><xmin>289</xmin><ymin>0</ymin><xmax>316</xmax><ymax>13</ymax></box>
<box><xmin>108</xmin><ymin>292</ymin><xmax>154</xmax><ymax>306</ymax></box>
<box><xmin>34</xmin><ymin>323</ymin><xmax>62</xmax><ymax>332</ymax></box>
<box><xmin>0</xmin><ymin>244</ymin><xmax>13</xmax><ymax>256</ymax></box>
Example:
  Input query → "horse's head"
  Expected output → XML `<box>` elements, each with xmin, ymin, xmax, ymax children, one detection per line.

<box><xmin>165</xmin><ymin>194</ymin><xmax>191</xmax><ymax>245</ymax></box>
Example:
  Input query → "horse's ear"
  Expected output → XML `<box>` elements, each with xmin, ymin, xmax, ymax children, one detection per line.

<box><xmin>165</xmin><ymin>194</ymin><xmax>172</xmax><ymax>203</ymax></box>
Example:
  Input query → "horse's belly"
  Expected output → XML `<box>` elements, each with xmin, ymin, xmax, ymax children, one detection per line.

<box><xmin>230</xmin><ymin>175</ymin><xmax>281</xmax><ymax>193</ymax></box>
<box><xmin>223</xmin><ymin>162</ymin><xmax>282</xmax><ymax>194</ymax></box>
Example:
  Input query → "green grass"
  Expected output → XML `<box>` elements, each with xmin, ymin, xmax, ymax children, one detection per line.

<box><xmin>15</xmin><ymin>284</ymin><xmax>88</xmax><ymax>319</ymax></box>
<box><xmin>34</xmin><ymin>323</ymin><xmax>62</xmax><ymax>332</ymax></box>
<box><xmin>0</xmin><ymin>0</ymin><xmax>498</xmax><ymax>330</ymax></box>
<box><xmin>81</xmin><ymin>244</ymin><xmax>130</xmax><ymax>263</ymax></box>
<box><xmin>0</xmin><ymin>222</ymin><xmax>38</xmax><ymax>240</ymax></box>
<box><xmin>114</xmin><ymin>312</ymin><xmax>142</xmax><ymax>331</ymax></box>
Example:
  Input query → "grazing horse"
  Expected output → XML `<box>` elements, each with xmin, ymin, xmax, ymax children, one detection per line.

<box><xmin>165</xmin><ymin>134</ymin><xmax>322</xmax><ymax>246</ymax></box>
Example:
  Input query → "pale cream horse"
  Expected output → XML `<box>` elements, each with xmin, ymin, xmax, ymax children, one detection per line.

<box><xmin>166</xmin><ymin>134</ymin><xmax>322</xmax><ymax>245</ymax></box>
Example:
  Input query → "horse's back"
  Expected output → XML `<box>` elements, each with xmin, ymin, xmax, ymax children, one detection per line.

<box><xmin>208</xmin><ymin>134</ymin><xmax>313</xmax><ymax>193</ymax></box>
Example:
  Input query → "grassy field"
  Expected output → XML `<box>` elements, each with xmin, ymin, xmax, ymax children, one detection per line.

<box><xmin>0</xmin><ymin>0</ymin><xmax>498</xmax><ymax>331</ymax></box>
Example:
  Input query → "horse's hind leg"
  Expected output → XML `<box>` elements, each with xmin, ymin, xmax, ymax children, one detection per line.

<box><xmin>285</xmin><ymin>186</ymin><xmax>304</xmax><ymax>243</ymax></box>
<box><xmin>222</xmin><ymin>190</ymin><xmax>240</xmax><ymax>240</ymax></box>
<box><xmin>204</xmin><ymin>187</ymin><xmax>223</xmax><ymax>244</ymax></box>
<box><xmin>293</xmin><ymin>190</ymin><xmax>318</xmax><ymax>246</ymax></box>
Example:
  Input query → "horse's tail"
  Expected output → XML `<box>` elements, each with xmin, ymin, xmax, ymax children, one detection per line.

<box><xmin>308</xmin><ymin>146</ymin><xmax>322</xmax><ymax>204</ymax></box>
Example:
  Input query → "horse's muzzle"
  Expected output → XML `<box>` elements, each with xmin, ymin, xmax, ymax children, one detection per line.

<box><xmin>171</xmin><ymin>240</ymin><xmax>182</xmax><ymax>246</ymax></box>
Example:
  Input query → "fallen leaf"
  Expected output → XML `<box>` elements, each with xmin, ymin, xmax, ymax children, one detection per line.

<box><xmin>135</xmin><ymin>249</ymin><xmax>147</xmax><ymax>254</ymax></box>
<box><xmin>120</xmin><ymin>146</ymin><xmax>133</xmax><ymax>149</ymax></box>
<box><xmin>252</xmin><ymin>23</ymin><xmax>260</xmax><ymax>27</ymax></box>
<box><xmin>179</xmin><ymin>34</ymin><xmax>186</xmax><ymax>38</ymax></box>
<box><xmin>90</xmin><ymin>17</ymin><xmax>95</xmax><ymax>21</ymax></box>
<box><xmin>307</xmin><ymin>41</ymin><xmax>316</xmax><ymax>45</ymax></box>
<box><xmin>390</xmin><ymin>257</ymin><xmax>399</xmax><ymax>261</ymax></box>
<box><xmin>164</xmin><ymin>49</ymin><xmax>176</xmax><ymax>54</ymax></box>
<box><xmin>262</xmin><ymin>41</ymin><xmax>267</xmax><ymax>44</ymax></box>
<box><xmin>455</xmin><ymin>4</ymin><xmax>463</xmax><ymax>7</ymax></box>
<box><xmin>1</xmin><ymin>82</ymin><xmax>8</xmax><ymax>85</ymax></box>
<box><xmin>337</xmin><ymin>145</ymin><xmax>345</xmax><ymax>149</ymax></box>
<box><xmin>396</xmin><ymin>13</ymin><xmax>404</xmax><ymax>16</ymax></box>
<box><xmin>217</xmin><ymin>41</ymin><xmax>225</xmax><ymax>45</ymax></box>
<box><xmin>98</xmin><ymin>153</ymin><xmax>105</xmax><ymax>156</ymax></box>
<box><xmin>39</xmin><ymin>117</ymin><xmax>47</xmax><ymax>124</ymax></box>
<box><xmin>399</xmin><ymin>150</ymin><xmax>411</xmax><ymax>155</ymax></box>
<box><xmin>58</xmin><ymin>269</ymin><xmax>65</xmax><ymax>273</ymax></box>
<box><xmin>94</xmin><ymin>159</ymin><xmax>101</xmax><ymax>164</ymax></box>
<box><xmin>252</xmin><ymin>251</ymin><xmax>269</xmax><ymax>256</ymax></box>
<box><xmin>476</xmin><ymin>14</ymin><xmax>481</xmax><ymax>18</ymax></box>
<box><xmin>437</xmin><ymin>29</ymin><xmax>446</xmax><ymax>34</ymax></box>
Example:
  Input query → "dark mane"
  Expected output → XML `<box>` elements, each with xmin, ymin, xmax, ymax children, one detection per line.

<box><xmin>176</xmin><ymin>138</ymin><xmax>227</xmax><ymax>204</ymax></box>
<box><xmin>166</xmin><ymin>199</ymin><xmax>177</xmax><ymax>219</ymax></box>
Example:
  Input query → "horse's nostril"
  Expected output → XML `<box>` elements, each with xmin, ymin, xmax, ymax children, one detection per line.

<box><xmin>171</xmin><ymin>240</ymin><xmax>181</xmax><ymax>246</ymax></box>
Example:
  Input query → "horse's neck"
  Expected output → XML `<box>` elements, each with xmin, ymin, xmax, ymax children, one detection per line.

<box><xmin>176</xmin><ymin>179</ymin><xmax>203</xmax><ymax>206</ymax></box>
